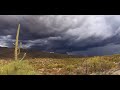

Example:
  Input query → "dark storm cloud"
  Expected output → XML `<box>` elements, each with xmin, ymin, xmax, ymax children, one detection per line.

<box><xmin>1</xmin><ymin>15</ymin><xmax>120</xmax><ymax>56</ymax></box>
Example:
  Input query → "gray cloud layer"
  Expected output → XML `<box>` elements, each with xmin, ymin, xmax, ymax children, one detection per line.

<box><xmin>0</xmin><ymin>15</ymin><xmax>120</xmax><ymax>56</ymax></box>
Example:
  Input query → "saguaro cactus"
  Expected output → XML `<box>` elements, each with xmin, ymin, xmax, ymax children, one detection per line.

<box><xmin>14</xmin><ymin>24</ymin><xmax>26</xmax><ymax>61</ymax></box>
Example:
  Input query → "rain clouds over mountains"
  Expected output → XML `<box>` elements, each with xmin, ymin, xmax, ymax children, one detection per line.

<box><xmin>0</xmin><ymin>15</ymin><xmax>120</xmax><ymax>56</ymax></box>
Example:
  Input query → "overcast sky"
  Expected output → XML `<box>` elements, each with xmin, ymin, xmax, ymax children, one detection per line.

<box><xmin>0</xmin><ymin>15</ymin><xmax>120</xmax><ymax>56</ymax></box>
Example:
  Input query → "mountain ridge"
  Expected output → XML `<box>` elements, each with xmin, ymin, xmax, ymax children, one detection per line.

<box><xmin>0</xmin><ymin>47</ymin><xmax>83</xmax><ymax>59</ymax></box>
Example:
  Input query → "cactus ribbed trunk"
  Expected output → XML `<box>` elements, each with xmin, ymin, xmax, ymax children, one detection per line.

<box><xmin>15</xmin><ymin>24</ymin><xmax>20</xmax><ymax>61</ymax></box>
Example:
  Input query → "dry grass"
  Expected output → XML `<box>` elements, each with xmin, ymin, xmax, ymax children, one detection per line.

<box><xmin>28</xmin><ymin>55</ymin><xmax>120</xmax><ymax>75</ymax></box>
<box><xmin>0</xmin><ymin>54</ymin><xmax>120</xmax><ymax>75</ymax></box>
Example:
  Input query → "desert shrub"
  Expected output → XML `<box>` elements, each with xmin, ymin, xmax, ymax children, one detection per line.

<box><xmin>0</xmin><ymin>60</ymin><xmax>37</xmax><ymax>75</ymax></box>
<box><xmin>47</xmin><ymin>64</ymin><xmax>65</xmax><ymax>69</ymax></box>
<box><xmin>82</xmin><ymin>57</ymin><xmax>116</xmax><ymax>74</ymax></box>
<box><xmin>65</xmin><ymin>65</ymin><xmax>75</xmax><ymax>72</ymax></box>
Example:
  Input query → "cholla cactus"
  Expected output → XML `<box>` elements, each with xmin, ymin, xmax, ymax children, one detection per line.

<box><xmin>14</xmin><ymin>24</ymin><xmax>26</xmax><ymax>61</ymax></box>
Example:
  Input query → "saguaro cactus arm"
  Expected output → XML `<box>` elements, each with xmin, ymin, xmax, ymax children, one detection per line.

<box><xmin>20</xmin><ymin>53</ymin><xmax>26</xmax><ymax>61</ymax></box>
<box><xmin>17</xmin><ymin>42</ymin><xmax>22</xmax><ymax>55</ymax></box>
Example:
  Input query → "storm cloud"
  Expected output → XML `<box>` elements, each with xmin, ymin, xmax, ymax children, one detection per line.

<box><xmin>0</xmin><ymin>15</ymin><xmax>120</xmax><ymax>56</ymax></box>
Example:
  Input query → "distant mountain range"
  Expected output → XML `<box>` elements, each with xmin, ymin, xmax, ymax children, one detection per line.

<box><xmin>0</xmin><ymin>47</ymin><xmax>82</xmax><ymax>59</ymax></box>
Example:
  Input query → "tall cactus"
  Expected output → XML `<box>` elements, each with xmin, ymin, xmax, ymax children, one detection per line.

<box><xmin>14</xmin><ymin>24</ymin><xmax>26</xmax><ymax>61</ymax></box>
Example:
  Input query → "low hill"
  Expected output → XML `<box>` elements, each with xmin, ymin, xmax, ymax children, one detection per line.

<box><xmin>0</xmin><ymin>47</ymin><xmax>82</xmax><ymax>59</ymax></box>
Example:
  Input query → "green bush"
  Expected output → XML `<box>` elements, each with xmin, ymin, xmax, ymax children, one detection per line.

<box><xmin>65</xmin><ymin>65</ymin><xmax>75</xmax><ymax>72</ymax></box>
<box><xmin>0</xmin><ymin>60</ymin><xmax>37</xmax><ymax>75</ymax></box>
<box><xmin>82</xmin><ymin>57</ymin><xmax>116</xmax><ymax>74</ymax></box>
